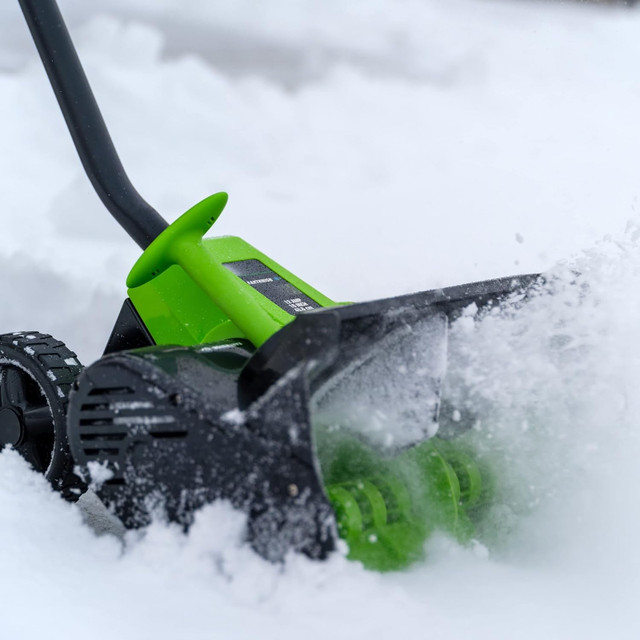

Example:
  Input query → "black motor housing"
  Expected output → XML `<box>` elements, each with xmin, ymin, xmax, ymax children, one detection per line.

<box><xmin>68</xmin><ymin>340</ymin><xmax>336</xmax><ymax>561</ymax></box>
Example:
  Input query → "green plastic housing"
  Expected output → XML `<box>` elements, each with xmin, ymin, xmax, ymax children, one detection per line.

<box><xmin>126</xmin><ymin>193</ymin><xmax>335</xmax><ymax>347</ymax></box>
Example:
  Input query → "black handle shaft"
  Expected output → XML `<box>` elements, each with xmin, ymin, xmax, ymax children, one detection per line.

<box><xmin>18</xmin><ymin>0</ymin><xmax>169</xmax><ymax>249</ymax></box>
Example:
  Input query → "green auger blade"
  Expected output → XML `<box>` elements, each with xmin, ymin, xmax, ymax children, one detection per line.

<box><xmin>318</xmin><ymin>432</ymin><xmax>492</xmax><ymax>571</ymax></box>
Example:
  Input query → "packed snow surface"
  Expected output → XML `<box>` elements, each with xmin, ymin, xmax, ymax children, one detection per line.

<box><xmin>1</xmin><ymin>0</ymin><xmax>640</xmax><ymax>637</ymax></box>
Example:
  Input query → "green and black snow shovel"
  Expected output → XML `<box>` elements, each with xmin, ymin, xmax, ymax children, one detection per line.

<box><xmin>0</xmin><ymin>0</ymin><xmax>537</xmax><ymax>571</ymax></box>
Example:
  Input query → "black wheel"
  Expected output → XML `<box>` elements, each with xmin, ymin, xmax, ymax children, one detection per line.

<box><xmin>0</xmin><ymin>332</ymin><xmax>84</xmax><ymax>498</ymax></box>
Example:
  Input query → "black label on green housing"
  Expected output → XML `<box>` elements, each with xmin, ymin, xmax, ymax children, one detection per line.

<box><xmin>223</xmin><ymin>259</ymin><xmax>319</xmax><ymax>315</ymax></box>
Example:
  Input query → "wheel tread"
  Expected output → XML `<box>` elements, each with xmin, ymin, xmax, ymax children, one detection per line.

<box><xmin>0</xmin><ymin>331</ymin><xmax>84</xmax><ymax>499</ymax></box>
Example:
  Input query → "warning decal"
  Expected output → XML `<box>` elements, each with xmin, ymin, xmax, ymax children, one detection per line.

<box><xmin>224</xmin><ymin>259</ymin><xmax>320</xmax><ymax>315</ymax></box>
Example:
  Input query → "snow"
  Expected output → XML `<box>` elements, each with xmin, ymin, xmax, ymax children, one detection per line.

<box><xmin>1</xmin><ymin>0</ymin><xmax>640</xmax><ymax>637</ymax></box>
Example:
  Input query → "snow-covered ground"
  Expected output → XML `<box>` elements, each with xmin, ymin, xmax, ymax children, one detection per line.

<box><xmin>1</xmin><ymin>0</ymin><xmax>640</xmax><ymax>637</ymax></box>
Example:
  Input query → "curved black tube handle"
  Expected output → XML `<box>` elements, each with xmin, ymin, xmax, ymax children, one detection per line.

<box><xmin>18</xmin><ymin>0</ymin><xmax>168</xmax><ymax>249</ymax></box>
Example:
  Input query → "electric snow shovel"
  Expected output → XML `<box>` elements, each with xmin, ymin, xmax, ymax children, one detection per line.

<box><xmin>0</xmin><ymin>0</ymin><xmax>537</xmax><ymax>571</ymax></box>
